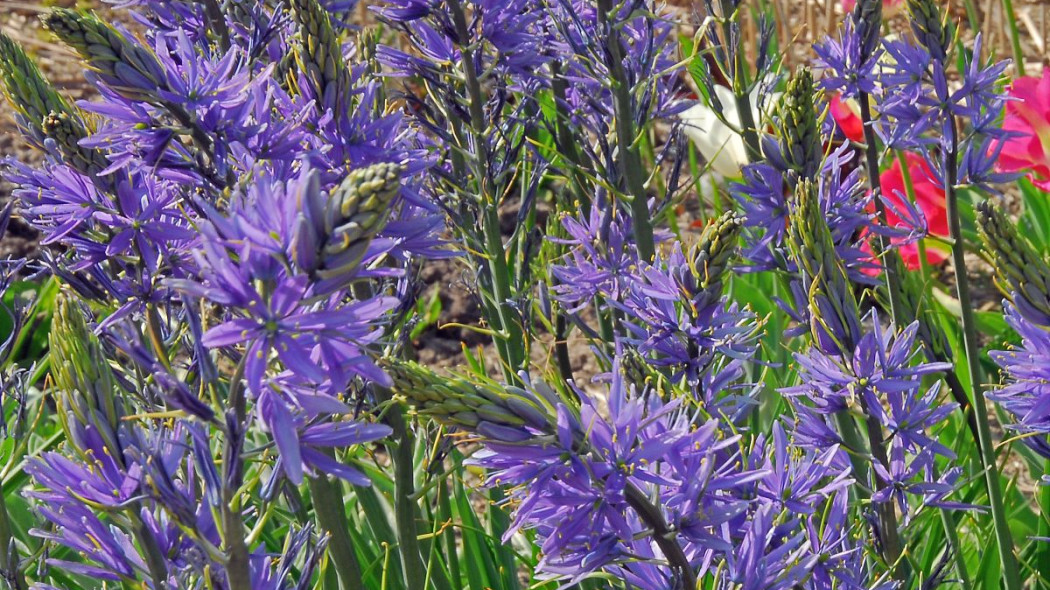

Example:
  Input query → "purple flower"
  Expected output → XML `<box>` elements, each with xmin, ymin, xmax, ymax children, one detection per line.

<box><xmin>260</xmin><ymin>390</ymin><xmax>392</xmax><ymax>484</ymax></box>
<box><xmin>989</xmin><ymin>303</ymin><xmax>1050</xmax><ymax>458</ymax></box>
<box><xmin>783</xmin><ymin>312</ymin><xmax>950</xmax><ymax>415</ymax></box>
<box><xmin>30</xmin><ymin>502</ymin><xmax>147</xmax><ymax>581</ymax></box>
<box><xmin>814</xmin><ymin>17</ymin><xmax>881</xmax><ymax>99</ymax></box>
<box><xmin>752</xmin><ymin>423</ymin><xmax>852</xmax><ymax>515</ymax></box>
<box><xmin>471</xmin><ymin>359</ymin><xmax>763</xmax><ymax>585</ymax></box>
<box><xmin>733</xmin><ymin>143</ymin><xmax>876</xmax><ymax>281</ymax></box>
<box><xmin>550</xmin><ymin>202</ymin><xmax>638</xmax><ymax>310</ymax></box>
<box><xmin>176</xmin><ymin>248</ymin><xmax>395</xmax><ymax>393</ymax></box>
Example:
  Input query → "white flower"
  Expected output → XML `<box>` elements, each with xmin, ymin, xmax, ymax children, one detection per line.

<box><xmin>680</xmin><ymin>84</ymin><xmax>778</xmax><ymax>178</ymax></box>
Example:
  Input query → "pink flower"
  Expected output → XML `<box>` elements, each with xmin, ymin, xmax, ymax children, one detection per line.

<box><xmin>829</xmin><ymin>93</ymin><xmax>864</xmax><ymax>143</ymax></box>
<box><xmin>865</xmin><ymin>153</ymin><xmax>949</xmax><ymax>272</ymax></box>
<box><xmin>841</xmin><ymin>0</ymin><xmax>905</xmax><ymax>17</ymax></box>
<box><xmin>997</xmin><ymin>68</ymin><xmax>1050</xmax><ymax>191</ymax></box>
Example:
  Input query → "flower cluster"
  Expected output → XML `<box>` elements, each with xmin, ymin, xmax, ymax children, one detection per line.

<box><xmin>388</xmin><ymin>355</ymin><xmax>876</xmax><ymax>589</ymax></box>
<box><xmin>0</xmin><ymin>0</ymin><xmax>1045</xmax><ymax>589</ymax></box>
<box><xmin>0</xmin><ymin>1</ymin><xmax>440</xmax><ymax>586</ymax></box>
<box><xmin>980</xmin><ymin>203</ymin><xmax>1050</xmax><ymax>458</ymax></box>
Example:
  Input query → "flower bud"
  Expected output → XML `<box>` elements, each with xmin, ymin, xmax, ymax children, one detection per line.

<box><xmin>289</xmin><ymin>0</ymin><xmax>351</xmax><ymax>111</ymax></box>
<box><xmin>977</xmin><ymin>202</ymin><xmax>1050</xmax><ymax>328</ymax></box>
<box><xmin>787</xmin><ymin>179</ymin><xmax>862</xmax><ymax>355</ymax></box>
<box><xmin>776</xmin><ymin>68</ymin><xmax>824</xmax><ymax>182</ymax></box>
<box><xmin>43</xmin><ymin>8</ymin><xmax>168</xmax><ymax>104</ymax></box>
<box><xmin>42</xmin><ymin>111</ymin><xmax>112</xmax><ymax>182</ymax></box>
<box><xmin>688</xmin><ymin>211</ymin><xmax>743</xmax><ymax>312</ymax></box>
<box><xmin>0</xmin><ymin>31</ymin><xmax>78</xmax><ymax>147</ymax></box>
<box><xmin>907</xmin><ymin>0</ymin><xmax>951</xmax><ymax>61</ymax></box>
<box><xmin>50</xmin><ymin>292</ymin><xmax>126</xmax><ymax>461</ymax></box>
<box><xmin>852</xmin><ymin>0</ymin><xmax>883</xmax><ymax>59</ymax></box>
<box><xmin>384</xmin><ymin>358</ymin><xmax>555</xmax><ymax>443</ymax></box>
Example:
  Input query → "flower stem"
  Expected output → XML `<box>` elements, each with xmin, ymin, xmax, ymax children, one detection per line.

<box><xmin>307</xmin><ymin>474</ymin><xmax>364</xmax><ymax>590</ymax></box>
<box><xmin>447</xmin><ymin>0</ymin><xmax>526</xmax><ymax>380</ymax></box>
<box><xmin>944</xmin><ymin>119</ymin><xmax>1021</xmax><ymax>590</ymax></box>
<box><xmin>597</xmin><ymin>0</ymin><xmax>655</xmax><ymax>263</ymax></box>
<box><xmin>861</xmin><ymin>413</ymin><xmax>905</xmax><ymax>577</ymax></box>
<box><xmin>380</xmin><ymin>387</ymin><xmax>428</xmax><ymax>590</ymax></box>
<box><xmin>1040</xmin><ymin>459</ymin><xmax>1050</xmax><ymax>579</ymax></box>
<box><xmin>222</xmin><ymin>358</ymin><xmax>252</xmax><ymax>590</ymax></box>
<box><xmin>894</xmin><ymin>151</ymin><xmax>984</xmax><ymax>458</ymax></box>
<box><xmin>833</xmin><ymin>412</ymin><xmax>873</xmax><ymax>501</ymax></box>
<box><xmin>0</xmin><ymin>493</ymin><xmax>25</xmax><ymax>590</ymax></box>
<box><xmin>718</xmin><ymin>0</ymin><xmax>761</xmax><ymax>163</ymax></box>
<box><xmin>1000</xmin><ymin>0</ymin><xmax>1026</xmax><ymax>76</ymax></box>
<box><xmin>623</xmin><ymin>484</ymin><xmax>696</xmax><ymax>589</ymax></box>
<box><xmin>130</xmin><ymin>511</ymin><xmax>172</xmax><ymax>589</ymax></box>
<box><xmin>858</xmin><ymin>92</ymin><xmax>904</xmax><ymax>326</ymax></box>
<box><xmin>937</xmin><ymin>492</ymin><xmax>971</xmax><ymax>586</ymax></box>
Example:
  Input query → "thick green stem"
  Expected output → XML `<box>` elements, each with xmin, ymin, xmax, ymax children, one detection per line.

<box><xmin>944</xmin><ymin>120</ymin><xmax>1021</xmax><ymax>590</ymax></box>
<box><xmin>0</xmin><ymin>493</ymin><xmax>25</xmax><ymax>590</ymax></box>
<box><xmin>551</xmin><ymin>60</ymin><xmax>590</xmax><ymax>212</ymax></box>
<box><xmin>859</xmin><ymin>92</ymin><xmax>904</xmax><ymax>326</ymax></box>
<box><xmin>597</xmin><ymin>0</ymin><xmax>655</xmax><ymax>263</ymax></box>
<box><xmin>834</xmin><ymin>412</ymin><xmax>873</xmax><ymax>501</ymax></box>
<box><xmin>447</xmin><ymin>0</ymin><xmax>526</xmax><ymax>380</ymax></box>
<box><xmin>895</xmin><ymin>151</ymin><xmax>984</xmax><ymax>454</ymax></box>
<box><xmin>307</xmin><ymin>475</ymin><xmax>364</xmax><ymax>590</ymax></box>
<box><xmin>837</xmin><ymin>411</ymin><xmax>905</xmax><ymax>578</ymax></box>
<box><xmin>1000</xmin><ymin>0</ymin><xmax>1026</xmax><ymax>76</ymax></box>
<box><xmin>554</xmin><ymin>312</ymin><xmax>575</xmax><ymax>387</ymax></box>
<box><xmin>383</xmin><ymin>394</ymin><xmax>427</xmax><ymax>590</ymax></box>
<box><xmin>196</xmin><ymin>0</ymin><xmax>230</xmax><ymax>51</ymax></box>
<box><xmin>938</xmin><ymin>505</ymin><xmax>971</xmax><ymax>587</ymax></box>
<box><xmin>861</xmin><ymin>413</ymin><xmax>905</xmax><ymax>578</ymax></box>
<box><xmin>125</xmin><ymin>510</ymin><xmax>170</xmax><ymax>589</ymax></box>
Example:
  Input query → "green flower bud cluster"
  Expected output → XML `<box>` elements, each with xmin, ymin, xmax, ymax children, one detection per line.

<box><xmin>289</xmin><ymin>0</ymin><xmax>352</xmax><ymax>113</ymax></box>
<box><xmin>325</xmin><ymin>162</ymin><xmax>402</xmax><ymax>279</ymax></box>
<box><xmin>977</xmin><ymin>202</ymin><xmax>1050</xmax><ymax>328</ymax></box>
<box><xmin>43</xmin><ymin>111</ymin><xmax>112</xmax><ymax>181</ymax></box>
<box><xmin>776</xmin><ymin>68</ymin><xmax>824</xmax><ymax>182</ymax></box>
<box><xmin>50</xmin><ymin>293</ymin><xmax>126</xmax><ymax>461</ymax></box>
<box><xmin>43</xmin><ymin>9</ymin><xmax>168</xmax><ymax>105</ymax></box>
<box><xmin>688</xmin><ymin>211</ymin><xmax>743</xmax><ymax>312</ymax></box>
<box><xmin>787</xmin><ymin>179</ymin><xmax>861</xmax><ymax>355</ymax></box>
<box><xmin>0</xmin><ymin>31</ymin><xmax>78</xmax><ymax>145</ymax></box>
<box><xmin>907</xmin><ymin>0</ymin><xmax>952</xmax><ymax>61</ymax></box>
<box><xmin>384</xmin><ymin>359</ymin><xmax>556</xmax><ymax>443</ymax></box>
